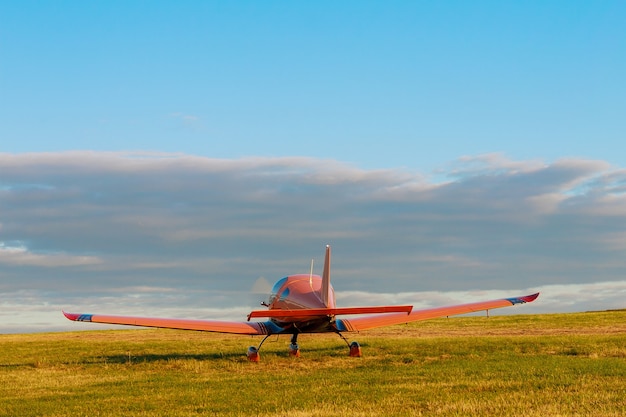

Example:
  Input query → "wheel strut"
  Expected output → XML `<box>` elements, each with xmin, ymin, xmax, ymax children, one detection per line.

<box><xmin>247</xmin><ymin>334</ymin><xmax>273</xmax><ymax>362</ymax></box>
<box><xmin>336</xmin><ymin>332</ymin><xmax>362</xmax><ymax>357</ymax></box>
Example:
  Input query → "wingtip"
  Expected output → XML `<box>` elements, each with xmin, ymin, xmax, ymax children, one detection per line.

<box><xmin>523</xmin><ymin>292</ymin><xmax>540</xmax><ymax>303</ymax></box>
<box><xmin>63</xmin><ymin>311</ymin><xmax>79</xmax><ymax>321</ymax></box>
<box><xmin>506</xmin><ymin>292</ymin><xmax>540</xmax><ymax>305</ymax></box>
<box><xmin>63</xmin><ymin>311</ymin><xmax>92</xmax><ymax>321</ymax></box>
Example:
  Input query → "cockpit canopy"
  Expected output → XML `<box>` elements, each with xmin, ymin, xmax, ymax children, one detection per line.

<box><xmin>268</xmin><ymin>277</ymin><xmax>289</xmax><ymax>305</ymax></box>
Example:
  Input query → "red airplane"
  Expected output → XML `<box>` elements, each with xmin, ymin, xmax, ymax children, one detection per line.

<box><xmin>64</xmin><ymin>245</ymin><xmax>539</xmax><ymax>361</ymax></box>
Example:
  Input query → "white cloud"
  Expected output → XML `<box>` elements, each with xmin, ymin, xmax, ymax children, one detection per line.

<box><xmin>1</xmin><ymin>151</ymin><xmax>626</xmax><ymax>332</ymax></box>
<box><xmin>168</xmin><ymin>112</ymin><xmax>203</xmax><ymax>130</ymax></box>
<box><xmin>0</xmin><ymin>243</ymin><xmax>102</xmax><ymax>267</ymax></box>
<box><xmin>337</xmin><ymin>280</ymin><xmax>626</xmax><ymax>314</ymax></box>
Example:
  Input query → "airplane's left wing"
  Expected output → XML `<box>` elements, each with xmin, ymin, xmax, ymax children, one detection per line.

<box><xmin>63</xmin><ymin>311</ymin><xmax>271</xmax><ymax>335</ymax></box>
<box><xmin>336</xmin><ymin>293</ymin><xmax>539</xmax><ymax>332</ymax></box>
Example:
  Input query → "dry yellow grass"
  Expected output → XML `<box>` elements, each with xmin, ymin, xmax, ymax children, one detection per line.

<box><xmin>1</xmin><ymin>310</ymin><xmax>625</xmax><ymax>416</ymax></box>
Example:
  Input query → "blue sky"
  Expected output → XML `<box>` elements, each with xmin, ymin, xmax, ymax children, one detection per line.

<box><xmin>2</xmin><ymin>1</ymin><xmax>625</xmax><ymax>170</ymax></box>
<box><xmin>1</xmin><ymin>2</ymin><xmax>626</xmax><ymax>332</ymax></box>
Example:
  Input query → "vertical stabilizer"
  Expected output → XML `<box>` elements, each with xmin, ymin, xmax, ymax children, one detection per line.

<box><xmin>321</xmin><ymin>245</ymin><xmax>332</xmax><ymax>307</ymax></box>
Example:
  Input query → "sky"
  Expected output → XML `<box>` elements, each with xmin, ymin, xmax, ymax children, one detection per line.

<box><xmin>1</xmin><ymin>2</ymin><xmax>626</xmax><ymax>333</ymax></box>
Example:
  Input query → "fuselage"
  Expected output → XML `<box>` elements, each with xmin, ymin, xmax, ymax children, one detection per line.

<box><xmin>266</xmin><ymin>274</ymin><xmax>338</xmax><ymax>332</ymax></box>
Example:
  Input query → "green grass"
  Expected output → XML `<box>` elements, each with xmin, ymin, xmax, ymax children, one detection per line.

<box><xmin>1</xmin><ymin>311</ymin><xmax>625</xmax><ymax>416</ymax></box>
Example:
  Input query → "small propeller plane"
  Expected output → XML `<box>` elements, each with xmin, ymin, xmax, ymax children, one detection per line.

<box><xmin>64</xmin><ymin>245</ymin><xmax>539</xmax><ymax>361</ymax></box>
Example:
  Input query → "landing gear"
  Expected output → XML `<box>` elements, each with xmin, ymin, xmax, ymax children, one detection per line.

<box><xmin>246</xmin><ymin>333</ymin><xmax>301</xmax><ymax>362</ymax></box>
<box><xmin>337</xmin><ymin>332</ymin><xmax>362</xmax><ymax>357</ymax></box>
<box><xmin>247</xmin><ymin>334</ymin><xmax>272</xmax><ymax>362</ymax></box>
<box><xmin>247</xmin><ymin>332</ymin><xmax>361</xmax><ymax>361</ymax></box>
<box><xmin>247</xmin><ymin>346</ymin><xmax>260</xmax><ymax>362</ymax></box>
<box><xmin>349</xmin><ymin>341</ymin><xmax>362</xmax><ymax>357</ymax></box>
<box><xmin>288</xmin><ymin>333</ymin><xmax>301</xmax><ymax>357</ymax></box>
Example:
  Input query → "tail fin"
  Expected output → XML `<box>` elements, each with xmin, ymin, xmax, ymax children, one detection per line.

<box><xmin>321</xmin><ymin>245</ymin><xmax>333</xmax><ymax>308</ymax></box>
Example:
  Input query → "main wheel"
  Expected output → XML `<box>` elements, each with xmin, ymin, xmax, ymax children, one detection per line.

<box><xmin>247</xmin><ymin>346</ymin><xmax>260</xmax><ymax>362</ymax></box>
<box><xmin>349</xmin><ymin>341</ymin><xmax>362</xmax><ymax>357</ymax></box>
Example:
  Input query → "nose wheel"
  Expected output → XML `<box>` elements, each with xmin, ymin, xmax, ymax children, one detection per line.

<box><xmin>288</xmin><ymin>333</ymin><xmax>301</xmax><ymax>357</ymax></box>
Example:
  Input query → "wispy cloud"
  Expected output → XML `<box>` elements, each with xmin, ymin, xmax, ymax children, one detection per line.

<box><xmin>1</xmin><ymin>151</ymin><xmax>625</xmax><ymax>332</ymax></box>
<box><xmin>168</xmin><ymin>112</ymin><xmax>204</xmax><ymax>130</ymax></box>
<box><xmin>0</xmin><ymin>243</ymin><xmax>102</xmax><ymax>267</ymax></box>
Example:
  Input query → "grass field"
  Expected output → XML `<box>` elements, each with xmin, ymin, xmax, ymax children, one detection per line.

<box><xmin>1</xmin><ymin>310</ymin><xmax>625</xmax><ymax>416</ymax></box>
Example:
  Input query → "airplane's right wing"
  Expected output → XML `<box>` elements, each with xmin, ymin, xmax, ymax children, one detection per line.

<box><xmin>63</xmin><ymin>311</ymin><xmax>272</xmax><ymax>335</ymax></box>
<box><xmin>336</xmin><ymin>293</ymin><xmax>539</xmax><ymax>332</ymax></box>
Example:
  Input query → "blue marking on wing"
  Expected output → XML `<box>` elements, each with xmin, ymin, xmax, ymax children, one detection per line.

<box><xmin>261</xmin><ymin>320</ymin><xmax>287</xmax><ymax>335</ymax></box>
<box><xmin>77</xmin><ymin>314</ymin><xmax>93</xmax><ymax>322</ymax></box>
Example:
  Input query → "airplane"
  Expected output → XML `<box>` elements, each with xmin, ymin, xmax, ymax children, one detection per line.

<box><xmin>64</xmin><ymin>245</ymin><xmax>539</xmax><ymax>361</ymax></box>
